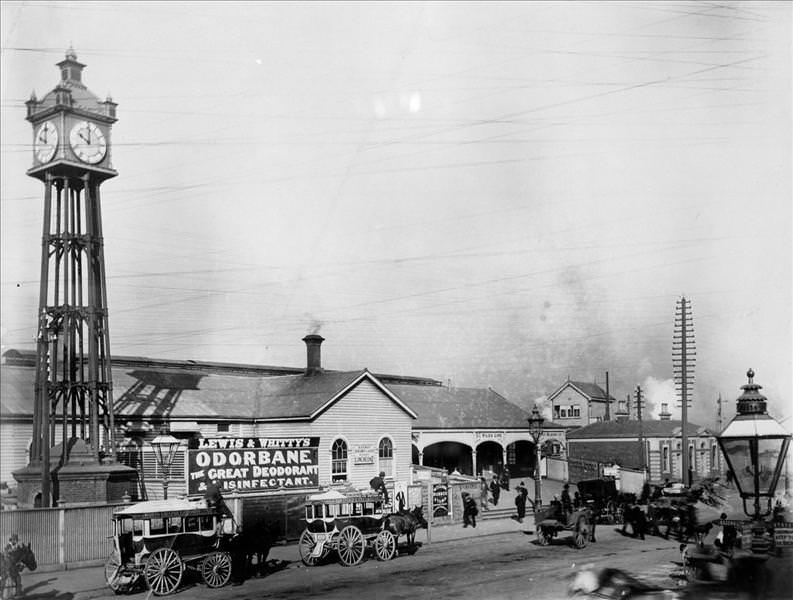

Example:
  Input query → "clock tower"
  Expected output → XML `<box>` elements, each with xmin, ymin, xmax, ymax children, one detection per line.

<box><xmin>14</xmin><ymin>48</ymin><xmax>137</xmax><ymax>507</ymax></box>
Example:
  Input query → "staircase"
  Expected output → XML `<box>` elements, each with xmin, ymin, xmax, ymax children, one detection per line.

<box><xmin>479</xmin><ymin>504</ymin><xmax>520</xmax><ymax>521</ymax></box>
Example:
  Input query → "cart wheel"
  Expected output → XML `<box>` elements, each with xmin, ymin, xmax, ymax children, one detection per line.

<box><xmin>299</xmin><ymin>529</ymin><xmax>329</xmax><ymax>566</ymax></box>
<box><xmin>374</xmin><ymin>530</ymin><xmax>397</xmax><ymax>561</ymax></box>
<box><xmin>201</xmin><ymin>552</ymin><xmax>232</xmax><ymax>588</ymax></box>
<box><xmin>104</xmin><ymin>550</ymin><xmax>124</xmax><ymax>594</ymax></box>
<box><xmin>573</xmin><ymin>519</ymin><xmax>590</xmax><ymax>549</ymax></box>
<box><xmin>144</xmin><ymin>547</ymin><xmax>184</xmax><ymax>596</ymax></box>
<box><xmin>536</xmin><ymin>527</ymin><xmax>549</xmax><ymax>546</ymax></box>
<box><xmin>337</xmin><ymin>526</ymin><xmax>365</xmax><ymax>566</ymax></box>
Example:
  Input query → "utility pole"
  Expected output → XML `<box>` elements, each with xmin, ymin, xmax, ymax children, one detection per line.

<box><xmin>605</xmin><ymin>371</ymin><xmax>611</xmax><ymax>421</ymax></box>
<box><xmin>673</xmin><ymin>296</ymin><xmax>696</xmax><ymax>486</ymax></box>
<box><xmin>716</xmin><ymin>393</ymin><xmax>723</xmax><ymax>473</ymax></box>
<box><xmin>635</xmin><ymin>385</ymin><xmax>645</xmax><ymax>473</ymax></box>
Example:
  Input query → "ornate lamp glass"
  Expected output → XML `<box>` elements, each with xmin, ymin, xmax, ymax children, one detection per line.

<box><xmin>527</xmin><ymin>407</ymin><xmax>545</xmax><ymax>440</ymax></box>
<box><xmin>717</xmin><ymin>369</ymin><xmax>791</xmax><ymax>519</ymax></box>
<box><xmin>151</xmin><ymin>429</ymin><xmax>181</xmax><ymax>500</ymax></box>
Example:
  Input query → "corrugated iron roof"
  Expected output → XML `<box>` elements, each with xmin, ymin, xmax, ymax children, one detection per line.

<box><xmin>566</xmin><ymin>419</ymin><xmax>712</xmax><ymax>439</ymax></box>
<box><xmin>390</xmin><ymin>384</ymin><xmax>532</xmax><ymax>429</ymax></box>
<box><xmin>548</xmin><ymin>380</ymin><xmax>618</xmax><ymax>403</ymax></box>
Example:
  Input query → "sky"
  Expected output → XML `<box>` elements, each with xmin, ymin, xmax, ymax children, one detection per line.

<box><xmin>1</xmin><ymin>1</ymin><xmax>791</xmax><ymax>431</ymax></box>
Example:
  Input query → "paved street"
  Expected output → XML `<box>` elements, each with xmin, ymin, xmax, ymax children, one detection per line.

<box><xmin>23</xmin><ymin>525</ymin><xmax>689</xmax><ymax>600</ymax></box>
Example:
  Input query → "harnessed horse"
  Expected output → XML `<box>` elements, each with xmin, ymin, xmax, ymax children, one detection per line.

<box><xmin>383</xmin><ymin>506</ymin><xmax>427</xmax><ymax>550</ymax></box>
<box><xmin>0</xmin><ymin>543</ymin><xmax>37</xmax><ymax>599</ymax></box>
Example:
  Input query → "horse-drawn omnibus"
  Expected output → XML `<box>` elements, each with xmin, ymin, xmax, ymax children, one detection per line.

<box><xmin>298</xmin><ymin>489</ymin><xmax>425</xmax><ymax>567</ymax></box>
<box><xmin>104</xmin><ymin>498</ymin><xmax>236</xmax><ymax>596</ymax></box>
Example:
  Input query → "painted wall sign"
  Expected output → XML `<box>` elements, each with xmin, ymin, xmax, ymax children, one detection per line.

<box><xmin>476</xmin><ymin>432</ymin><xmax>504</xmax><ymax>444</ymax></box>
<box><xmin>432</xmin><ymin>483</ymin><xmax>449</xmax><ymax>517</ymax></box>
<box><xmin>187</xmin><ymin>437</ymin><xmax>320</xmax><ymax>494</ymax></box>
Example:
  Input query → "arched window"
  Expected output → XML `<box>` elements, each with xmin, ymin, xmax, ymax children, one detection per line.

<box><xmin>378</xmin><ymin>438</ymin><xmax>394</xmax><ymax>477</ymax></box>
<box><xmin>331</xmin><ymin>439</ymin><xmax>348</xmax><ymax>482</ymax></box>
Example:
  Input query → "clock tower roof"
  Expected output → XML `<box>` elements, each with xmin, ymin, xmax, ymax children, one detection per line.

<box><xmin>28</xmin><ymin>48</ymin><xmax>117</xmax><ymax>122</ymax></box>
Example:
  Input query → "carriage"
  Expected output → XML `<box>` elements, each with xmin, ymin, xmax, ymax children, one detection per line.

<box><xmin>104</xmin><ymin>498</ymin><xmax>236</xmax><ymax>595</ymax></box>
<box><xmin>298</xmin><ymin>489</ymin><xmax>401</xmax><ymax>566</ymax></box>
<box><xmin>534</xmin><ymin>503</ymin><xmax>593</xmax><ymax>548</ymax></box>
<box><xmin>576</xmin><ymin>478</ymin><xmax>626</xmax><ymax>524</ymax></box>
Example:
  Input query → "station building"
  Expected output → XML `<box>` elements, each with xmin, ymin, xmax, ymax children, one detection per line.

<box><xmin>1</xmin><ymin>336</ymin><xmax>565</xmax><ymax>507</ymax></box>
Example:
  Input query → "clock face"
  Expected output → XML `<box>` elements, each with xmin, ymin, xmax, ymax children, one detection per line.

<box><xmin>35</xmin><ymin>121</ymin><xmax>59</xmax><ymax>163</ymax></box>
<box><xmin>69</xmin><ymin>121</ymin><xmax>107</xmax><ymax>164</ymax></box>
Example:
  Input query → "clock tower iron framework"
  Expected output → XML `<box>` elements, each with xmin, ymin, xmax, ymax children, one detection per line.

<box><xmin>14</xmin><ymin>48</ymin><xmax>136</xmax><ymax>507</ymax></box>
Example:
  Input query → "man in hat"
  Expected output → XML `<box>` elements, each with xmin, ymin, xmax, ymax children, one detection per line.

<box><xmin>370</xmin><ymin>471</ymin><xmax>389</xmax><ymax>505</ymax></box>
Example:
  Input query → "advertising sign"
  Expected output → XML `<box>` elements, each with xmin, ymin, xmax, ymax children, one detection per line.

<box><xmin>774</xmin><ymin>527</ymin><xmax>793</xmax><ymax>547</ymax></box>
<box><xmin>187</xmin><ymin>437</ymin><xmax>319</xmax><ymax>494</ymax></box>
<box><xmin>352</xmin><ymin>444</ymin><xmax>376</xmax><ymax>465</ymax></box>
<box><xmin>432</xmin><ymin>483</ymin><xmax>449</xmax><ymax>517</ymax></box>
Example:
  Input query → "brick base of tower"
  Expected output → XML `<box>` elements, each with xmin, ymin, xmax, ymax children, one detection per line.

<box><xmin>13</xmin><ymin>439</ymin><xmax>139</xmax><ymax>507</ymax></box>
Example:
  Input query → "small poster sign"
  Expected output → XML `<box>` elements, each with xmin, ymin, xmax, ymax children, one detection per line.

<box><xmin>432</xmin><ymin>483</ymin><xmax>449</xmax><ymax>517</ymax></box>
<box><xmin>774</xmin><ymin>527</ymin><xmax>793</xmax><ymax>547</ymax></box>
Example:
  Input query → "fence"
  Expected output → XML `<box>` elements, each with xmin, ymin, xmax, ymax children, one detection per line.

<box><xmin>0</xmin><ymin>503</ymin><xmax>120</xmax><ymax>570</ymax></box>
<box><xmin>545</xmin><ymin>457</ymin><xmax>569</xmax><ymax>481</ymax></box>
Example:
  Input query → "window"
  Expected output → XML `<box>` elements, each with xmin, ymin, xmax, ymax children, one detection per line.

<box><xmin>507</xmin><ymin>443</ymin><xmax>516</xmax><ymax>464</ymax></box>
<box><xmin>560</xmin><ymin>408</ymin><xmax>568</xmax><ymax>418</ymax></box>
<box><xmin>662</xmin><ymin>446</ymin><xmax>670</xmax><ymax>472</ymax></box>
<box><xmin>711</xmin><ymin>445</ymin><xmax>717</xmax><ymax>468</ymax></box>
<box><xmin>331</xmin><ymin>438</ymin><xmax>348</xmax><ymax>482</ymax></box>
<box><xmin>379</xmin><ymin>438</ymin><xmax>394</xmax><ymax>477</ymax></box>
<box><xmin>553</xmin><ymin>406</ymin><xmax>560</xmax><ymax>419</ymax></box>
<box><xmin>572</xmin><ymin>405</ymin><xmax>580</xmax><ymax>418</ymax></box>
<box><xmin>217</xmin><ymin>423</ymin><xmax>230</xmax><ymax>433</ymax></box>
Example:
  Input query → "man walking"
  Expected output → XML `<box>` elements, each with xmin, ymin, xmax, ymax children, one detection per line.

<box><xmin>515</xmin><ymin>482</ymin><xmax>528</xmax><ymax>522</ymax></box>
<box><xmin>462</xmin><ymin>492</ymin><xmax>478</xmax><ymax>528</ymax></box>
<box><xmin>489</xmin><ymin>477</ymin><xmax>501</xmax><ymax>506</ymax></box>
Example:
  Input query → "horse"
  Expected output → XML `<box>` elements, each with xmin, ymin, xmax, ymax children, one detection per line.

<box><xmin>234</xmin><ymin>520</ymin><xmax>279</xmax><ymax>578</ymax></box>
<box><xmin>0</xmin><ymin>543</ymin><xmax>37</xmax><ymax>599</ymax></box>
<box><xmin>383</xmin><ymin>505</ymin><xmax>427</xmax><ymax>551</ymax></box>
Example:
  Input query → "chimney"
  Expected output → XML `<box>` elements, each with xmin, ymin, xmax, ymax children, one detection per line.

<box><xmin>302</xmin><ymin>334</ymin><xmax>324</xmax><ymax>374</ymax></box>
<box><xmin>659</xmin><ymin>403</ymin><xmax>671</xmax><ymax>420</ymax></box>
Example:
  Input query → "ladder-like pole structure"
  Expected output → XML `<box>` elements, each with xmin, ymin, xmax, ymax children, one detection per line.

<box><xmin>673</xmin><ymin>296</ymin><xmax>696</xmax><ymax>486</ymax></box>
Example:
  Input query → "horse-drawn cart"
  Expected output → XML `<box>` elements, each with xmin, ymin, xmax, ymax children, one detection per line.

<box><xmin>534</xmin><ymin>504</ymin><xmax>593</xmax><ymax>548</ymax></box>
<box><xmin>298</xmin><ymin>489</ymin><xmax>427</xmax><ymax>567</ymax></box>
<box><xmin>104</xmin><ymin>498</ymin><xmax>236</xmax><ymax>595</ymax></box>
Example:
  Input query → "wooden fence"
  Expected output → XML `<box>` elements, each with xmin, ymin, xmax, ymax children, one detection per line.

<box><xmin>0</xmin><ymin>503</ymin><xmax>121</xmax><ymax>570</ymax></box>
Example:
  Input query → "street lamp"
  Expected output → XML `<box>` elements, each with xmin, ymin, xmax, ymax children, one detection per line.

<box><xmin>151</xmin><ymin>428</ymin><xmax>180</xmax><ymax>500</ymax></box>
<box><xmin>716</xmin><ymin>369</ymin><xmax>791</xmax><ymax>520</ymax></box>
<box><xmin>527</xmin><ymin>406</ymin><xmax>545</xmax><ymax>510</ymax></box>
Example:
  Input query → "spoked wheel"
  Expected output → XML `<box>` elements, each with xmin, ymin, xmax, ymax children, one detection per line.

<box><xmin>144</xmin><ymin>547</ymin><xmax>184</xmax><ymax>596</ymax></box>
<box><xmin>299</xmin><ymin>529</ymin><xmax>330</xmax><ymax>566</ymax></box>
<box><xmin>374</xmin><ymin>530</ymin><xmax>397</xmax><ymax>561</ymax></box>
<box><xmin>104</xmin><ymin>550</ymin><xmax>124</xmax><ymax>594</ymax></box>
<box><xmin>536</xmin><ymin>526</ymin><xmax>550</xmax><ymax>546</ymax></box>
<box><xmin>337</xmin><ymin>526</ymin><xmax>365</xmax><ymax>566</ymax></box>
<box><xmin>201</xmin><ymin>552</ymin><xmax>232</xmax><ymax>588</ymax></box>
<box><xmin>573</xmin><ymin>519</ymin><xmax>590</xmax><ymax>549</ymax></box>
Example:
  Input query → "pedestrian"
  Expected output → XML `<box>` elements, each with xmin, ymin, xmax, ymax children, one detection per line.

<box><xmin>489</xmin><ymin>477</ymin><xmax>501</xmax><ymax>506</ymax></box>
<box><xmin>479</xmin><ymin>477</ymin><xmax>489</xmax><ymax>512</ymax></box>
<box><xmin>573</xmin><ymin>491</ymin><xmax>582</xmax><ymax>509</ymax></box>
<box><xmin>515</xmin><ymin>482</ymin><xmax>528</xmax><ymax>522</ymax></box>
<box><xmin>501</xmin><ymin>466</ymin><xmax>511</xmax><ymax>491</ymax></box>
<box><xmin>230</xmin><ymin>526</ymin><xmax>246</xmax><ymax>585</ymax></box>
<box><xmin>561</xmin><ymin>483</ymin><xmax>572</xmax><ymax>514</ymax></box>
<box><xmin>462</xmin><ymin>492</ymin><xmax>478</xmax><ymax>528</ymax></box>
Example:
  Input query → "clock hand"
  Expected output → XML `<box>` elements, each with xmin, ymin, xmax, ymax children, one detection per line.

<box><xmin>80</xmin><ymin>130</ymin><xmax>90</xmax><ymax>144</ymax></box>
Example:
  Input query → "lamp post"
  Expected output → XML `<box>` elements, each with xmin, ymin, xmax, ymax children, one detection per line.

<box><xmin>151</xmin><ymin>429</ymin><xmax>180</xmax><ymax>500</ymax></box>
<box><xmin>527</xmin><ymin>406</ymin><xmax>545</xmax><ymax>510</ymax></box>
<box><xmin>716</xmin><ymin>369</ymin><xmax>791</xmax><ymax>521</ymax></box>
